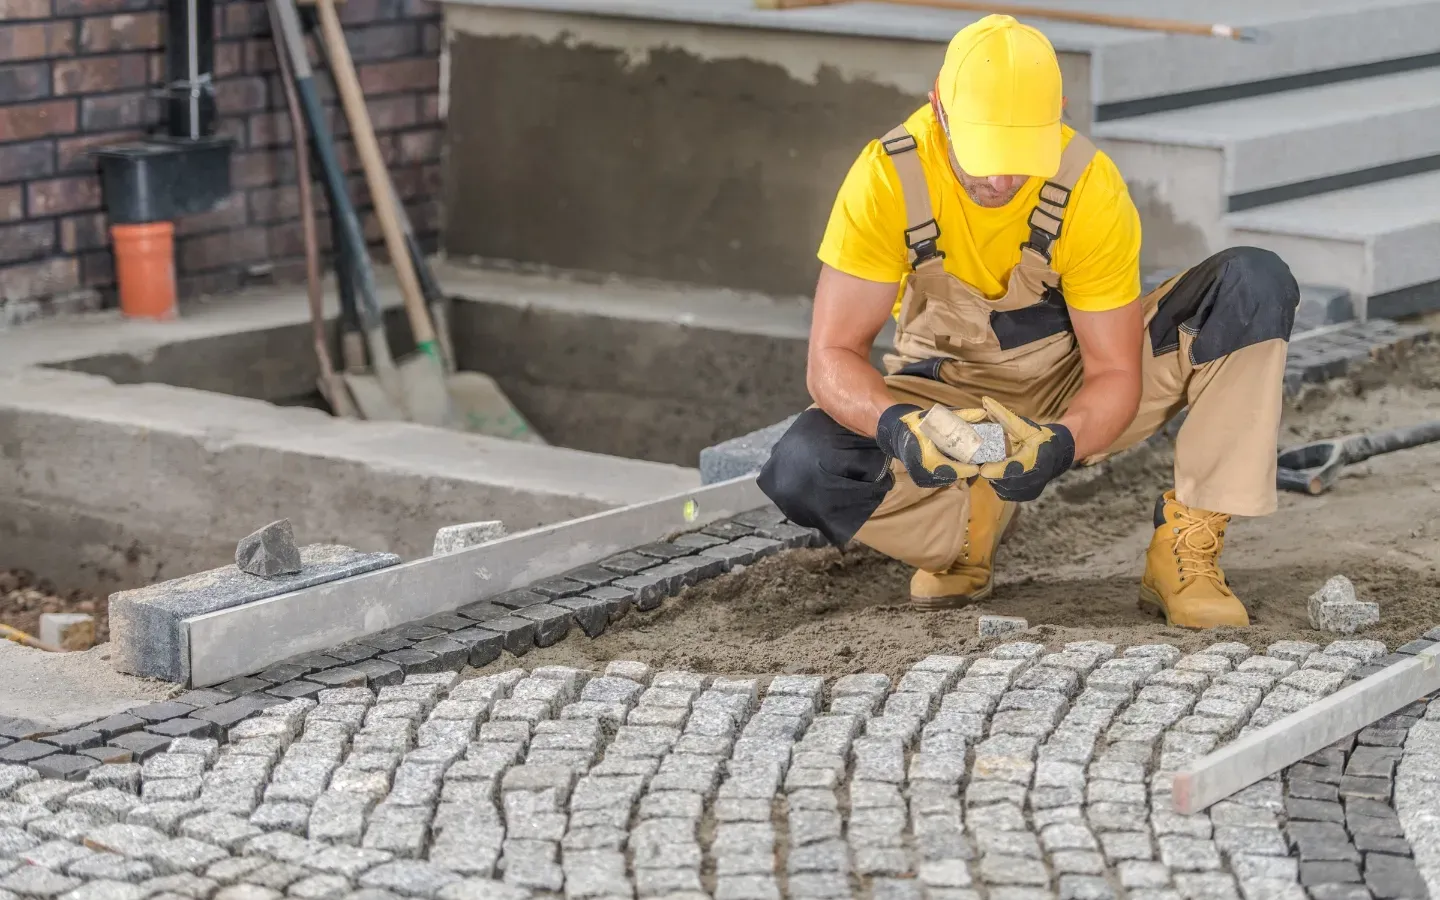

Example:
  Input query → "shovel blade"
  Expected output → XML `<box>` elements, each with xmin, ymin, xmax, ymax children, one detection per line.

<box><xmin>447</xmin><ymin>370</ymin><xmax>546</xmax><ymax>444</ymax></box>
<box><xmin>343</xmin><ymin>372</ymin><xmax>407</xmax><ymax>422</ymax></box>
<box><xmin>397</xmin><ymin>351</ymin><xmax>453</xmax><ymax>428</ymax></box>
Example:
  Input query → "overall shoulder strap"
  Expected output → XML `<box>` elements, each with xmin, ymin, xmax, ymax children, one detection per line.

<box><xmin>880</xmin><ymin>125</ymin><xmax>943</xmax><ymax>269</ymax></box>
<box><xmin>1023</xmin><ymin>132</ymin><xmax>1098</xmax><ymax>264</ymax></box>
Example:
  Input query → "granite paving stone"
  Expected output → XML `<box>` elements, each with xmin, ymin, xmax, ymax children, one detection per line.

<box><xmin>3</xmin><ymin>638</ymin><xmax>1432</xmax><ymax>899</ymax></box>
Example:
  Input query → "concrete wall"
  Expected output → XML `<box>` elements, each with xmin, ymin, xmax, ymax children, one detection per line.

<box><xmin>450</xmin><ymin>292</ymin><xmax>823</xmax><ymax>467</ymax></box>
<box><xmin>439</xmin><ymin>6</ymin><xmax>1090</xmax><ymax>298</ymax></box>
<box><xmin>20</xmin><ymin>263</ymin><xmax>857</xmax><ymax>469</ymax></box>
<box><xmin>0</xmin><ymin>367</ymin><xmax>698</xmax><ymax>597</ymax></box>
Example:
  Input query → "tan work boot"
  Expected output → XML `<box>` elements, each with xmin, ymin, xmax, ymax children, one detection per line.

<box><xmin>1139</xmin><ymin>489</ymin><xmax>1250</xmax><ymax>628</ymax></box>
<box><xmin>910</xmin><ymin>480</ymin><xmax>1019</xmax><ymax>610</ymax></box>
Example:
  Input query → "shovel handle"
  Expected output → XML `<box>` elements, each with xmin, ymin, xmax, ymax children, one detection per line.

<box><xmin>758</xmin><ymin>0</ymin><xmax>1261</xmax><ymax>40</ymax></box>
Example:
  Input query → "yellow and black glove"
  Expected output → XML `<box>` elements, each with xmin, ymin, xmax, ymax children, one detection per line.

<box><xmin>975</xmin><ymin>396</ymin><xmax>1075</xmax><ymax>502</ymax></box>
<box><xmin>875</xmin><ymin>403</ymin><xmax>980</xmax><ymax>488</ymax></box>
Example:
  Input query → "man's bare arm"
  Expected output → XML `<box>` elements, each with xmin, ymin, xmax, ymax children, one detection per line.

<box><xmin>1057</xmin><ymin>299</ymin><xmax>1145</xmax><ymax>460</ymax></box>
<box><xmin>807</xmin><ymin>264</ymin><xmax>902</xmax><ymax>437</ymax></box>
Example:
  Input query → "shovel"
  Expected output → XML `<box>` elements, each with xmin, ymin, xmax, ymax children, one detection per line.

<box><xmin>386</xmin><ymin>182</ymin><xmax>547</xmax><ymax>444</ymax></box>
<box><xmin>754</xmin><ymin>0</ymin><xmax>1264</xmax><ymax>41</ymax></box>
<box><xmin>314</xmin><ymin>0</ymin><xmax>453</xmax><ymax>429</ymax></box>
<box><xmin>1277</xmin><ymin>420</ymin><xmax>1440</xmax><ymax>495</ymax></box>
<box><xmin>269</xmin><ymin>0</ymin><xmax>405</xmax><ymax>421</ymax></box>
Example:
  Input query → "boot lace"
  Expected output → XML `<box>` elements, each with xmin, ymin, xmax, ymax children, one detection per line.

<box><xmin>1172</xmin><ymin>507</ymin><xmax>1228</xmax><ymax>586</ymax></box>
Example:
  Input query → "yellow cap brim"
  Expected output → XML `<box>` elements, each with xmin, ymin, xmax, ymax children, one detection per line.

<box><xmin>949</xmin><ymin>121</ymin><xmax>1061</xmax><ymax>179</ymax></box>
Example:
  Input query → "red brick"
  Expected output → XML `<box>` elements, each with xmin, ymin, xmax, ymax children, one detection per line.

<box><xmin>59</xmin><ymin>212</ymin><xmax>108</xmax><ymax>251</ymax></box>
<box><xmin>0</xmin><ymin>22</ymin><xmax>74</xmax><ymax>60</ymax></box>
<box><xmin>418</xmin><ymin>91</ymin><xmax>439</xmax><ymax>124</ymax></box>
<box><xmin>402</xmin><ymin>0</ymin><xmax>437</xmax><ymax>18</ymax></box>
<box><xmin>420</xmin><ymin>162</ymin><xmax>439</xmax><ymax>194</ymax></box>
<box><xmin>54</xmin><ymin>0</ymin><xmax>151</xmax><ymax>16</ymax></box>
<box><xmin>4</xmin><ymin>255</ymin><xmax>80</xmax><ymax>298</ymax></box>
<box><xmin>389</xmin><ymin>163</ymin><xmax>435</xmax><ymax>201</ymax></box>
<box><xmin>230</xmin><ymin>148</ymin><xmax>295</xmax><ymax>189</ymax></box>
<box><xmin>409</xmin><ymin>196</ymin><xmax>439</xmax><ymax>233</ymax></box>
<box><xmin>266</xmin><ymin>219</ymin><xmax>331</xmax><ymax>259</ymax></box>
<box><xmin>223</xmin><ymin>2</ymin><xmax>266</xmax><ymax>38</ymax></box>
<box><xmin>214</xmin><ymin>40</ymin><xmax>243</xmax><ymax>78</ymax></box>
<box><xmin>421</xmin><ymin>22</ymin><xmax>439</xmax><ymax>55</ymax></box>
<box><xmin>0</xmin><ymin>185</ymin><xmax>22</xmax><ymax>221</ymax></box>
<box><xmin>54</xmin><ymin>53</ymin><xmax>151</xmax><ymax>95</ymax></box>
<box><xmin>148</xmin><ymin>50</ymin><xmax>163</xmax><ymax>82</ymax></box>
<box><xmin>28</xmin><ymin>174</ymin><xmax>101</xmax><ymax>216</ymax></box>
<box><xmin>356</xmin><ymin>58</ymin><xmax>436</xmax><ymax>95</ymax></box>
<box><xmin>0</xmin><ymin>139</ymin><xmax>54</xmax><ymax>181</ymax></box>
<box><xmin>365</xmin><ymin>94</ymin><xmax>417</xmax><ymax>133</ymax></box>
<box><xmin>339</xmin><ymin>0</ymin><xmax>406</xmax><ymax>25</ymax></box>
<box><xmin>214</xmin><ymin>76</ymin><xmax>267</xmax><ymax>115</ymax></box>
<box><xmin>264</xmin><ymin>257</ymin><xmax>307</xmax><ymax>285</ymax></box>
<box><xmin>79</xmin><ymin>11</ymin><xmax>161</xmax><ymax>52</ymax></box>
<box><xmin>214</xmin><ymin>116</ymin><xmax>245</xmax><ymax>147</ymax></box>
<box><xmin>247</xmin><ymin>184</ymin><xmax>297</xmax><ymax>223</ymax></box>
<box><xmin>80</xmin><ymin>92</ymin><xmax>152</xmax><ymax>130</ymax></box>
<box><xmin>343</xmin><ymin>22</ymin><xmax>419</xmax><ymax>62</ymax></box>
<box><xmin>175</xmin><ymin>192</ymin><xmax>247</xmax><ymax>236</ymax></box>
<box><xmin>0</xmin><ymin>100</ymin><xmax>76</xmax><ymax>142</ymax></box>
<box><xmin>178</xmin><ymin>268</ymin><xmax>242</xmax><ymax>298</ymax></box>
<box><xmin>397</xmin><ymin>127</ymin><xmax>439</xmax><ymax>164</ymax></box>
<box><xmin>242</xmin><ymin>37</ymin><xmax>277</xmax><ymax>74</ymax></box>
<box><xmin>178</xmin><ymin>226</ymin><xmax>267</xmax><ymax>272</ymax></box>
<box><xmin>0</xmin><ymin>62</ymin><xmax>51</xmax><ymax>104</ymax></box>
<box><xmin>0</xmin><ymin>0</ymin><xmax>53</xmax><ymax>19</ymax></box>
<box><xmin>78</xmin><ymin>248</ymin><xmax>112</xmax><ymax>287</ymax></box>
<box><xmin>56</xmin><ymin>130</ymin><xmax>142</xmax><ymax>172</ymax></box>
<box><xmin>247</xmin><ymin>110</ymin><xmax>290</xmax><ymax>148</ymax></box>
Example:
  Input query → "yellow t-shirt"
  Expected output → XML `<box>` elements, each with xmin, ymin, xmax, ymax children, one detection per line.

<box><xmin>817</xmin><ymin>104</ymin><xmax>1142</xmax><ymax>316</ymax></box>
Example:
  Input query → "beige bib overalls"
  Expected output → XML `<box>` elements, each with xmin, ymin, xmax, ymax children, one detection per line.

<box><xmin>839</xmin><ymin>124</ymin><xmax>1297</xmax><ymax>573</ymax></box>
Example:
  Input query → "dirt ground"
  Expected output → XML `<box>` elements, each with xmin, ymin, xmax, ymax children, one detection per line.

<box><xmin>0</xmin><ymin>570</ymin><xmax>105</xmax><ymax>645</ymax></box>
<box><xmin>486</xmin><ymin>336</ymin><xmax>1440</xmax><ymax>680</ymax></box>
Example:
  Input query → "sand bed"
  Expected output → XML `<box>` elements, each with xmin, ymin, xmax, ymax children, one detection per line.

<box><xmin>479</xmin><ymin>339</ymin><xmax>1440</xmax><ymax>679</ymax></box>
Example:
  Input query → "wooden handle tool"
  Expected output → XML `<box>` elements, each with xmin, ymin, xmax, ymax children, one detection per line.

<box><xmin>755</xmin><ymin>0</ymin><xmax>1263</xmax><ymax>41</ymax></box>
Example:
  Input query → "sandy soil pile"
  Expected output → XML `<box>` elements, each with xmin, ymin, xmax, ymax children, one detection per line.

<box><xmin>493</xmin><ymin>337</ymin><xmax>1440</xmax><ymax>679</ymax></box>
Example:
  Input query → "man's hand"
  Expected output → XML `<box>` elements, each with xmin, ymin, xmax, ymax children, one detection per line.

<box><xmin>975</xmin><ymin>397</ymin><xmax>1076</xmax><ymax>501</ymax></box>
<box><xmin>875</xmin><ymin>403</ymin><xmax>982</xmax><ymax>488</ymax></box>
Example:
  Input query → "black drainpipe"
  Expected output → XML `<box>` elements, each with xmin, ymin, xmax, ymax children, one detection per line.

<box><xmin>93</xmin><ymin>0</ymin><xmax>235</xmax><ymax>238</ymax></box>
<box><xmin>164</xmin><ymin>0</ymin><xmax>216</xmax><ymax>140</ymax></box>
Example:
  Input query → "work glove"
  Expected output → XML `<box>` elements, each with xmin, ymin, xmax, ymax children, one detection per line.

<box><xmin>875</xmin><ymin>403</ymin><xmax>982</xmax><ymax>488</ymax></box>
<box><xmin>973</xmin><ymin>396</ymin><xmax>1076</xmax><ymax>502</ymax></box>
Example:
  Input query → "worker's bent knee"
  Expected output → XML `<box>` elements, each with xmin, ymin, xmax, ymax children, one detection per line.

<box><xmin>1150</xmin><ymin>246</ymin><xmax>1300</xmax><ymax>365</ymax></box>
<box><xmin>757</xmin><ymin>408</ymin><xmax>890</xmax><ymax>547</ymax></box>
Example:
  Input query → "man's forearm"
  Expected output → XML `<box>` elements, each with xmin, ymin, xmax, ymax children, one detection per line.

<box><xmin>1057</xmin><ymin>370</ymin><xmax>1141</xmax><ymax>460</ymax></box>
<box><xmin>809</xmin><ymin>347</ymin><xmax>897</xmax><ymax>438</ymax></box>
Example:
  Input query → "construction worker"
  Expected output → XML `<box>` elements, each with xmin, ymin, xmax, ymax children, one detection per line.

<box><xmin>757</xmin><ymin>14</ymin><xmax>1299</xmax><ymax>629</ymax></box>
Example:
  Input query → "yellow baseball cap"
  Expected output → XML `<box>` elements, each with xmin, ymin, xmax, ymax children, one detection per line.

<box><xmin>936</xmin><ymin>14</ymin><xmax>1063</xmax><ymax>179</ymax></box>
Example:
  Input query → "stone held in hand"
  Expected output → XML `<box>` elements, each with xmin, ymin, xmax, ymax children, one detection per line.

<box><xmin>978</xmin><ymin>614</ymin><xmax>1029</xmax><ymax>637</ymax></box>
<box><xmin>919</xmin><ymin>406</ymin><xmax>1009</xmax><ymax>465</ymax></box>
<box><xmin>1307</xmin><ymin>574</ymin><xmax>1379</xmax><ymax>634</ymax></box>
<box><xmin>236</xmin><ymin>518</ymin><xmax>303</xmax><ymax>578</ymax></box>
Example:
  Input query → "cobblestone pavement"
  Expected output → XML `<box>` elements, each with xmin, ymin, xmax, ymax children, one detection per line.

<box><xmin>2</xmin><ymin>638</ymin><xmax>1438</xmax><ymax>900</ymax></box>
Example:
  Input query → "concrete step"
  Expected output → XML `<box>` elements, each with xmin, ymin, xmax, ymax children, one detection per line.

<box><xmin>1100</xmin><ymin>67</ymin><xmax>1440</xmax><ymax>270</ymax></box>
<box><xmin>1226</xmin><ymin>170</ymin><xmax>1440</xmax><ymax>320</ymax></box>
<box><xmin>474</xmin><ymin>0</ymin><xmax>1440</xmax><ymax>120</ymax></box>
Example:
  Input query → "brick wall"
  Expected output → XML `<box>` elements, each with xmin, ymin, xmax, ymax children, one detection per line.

<box><xmin>0</xmin><ymin>0</ymin><xmax>442</xmax><ymax>321</ymax></box>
